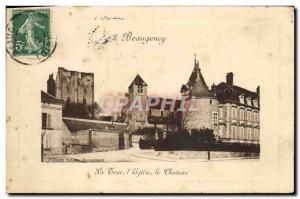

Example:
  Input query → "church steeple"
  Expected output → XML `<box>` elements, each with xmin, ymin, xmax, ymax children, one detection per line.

<box><xmin>186</xmin><ymin>55</ymin><xmax>210</xmax><ymax>97</ymax></box>
<box><xmin>194</xmin><ymin>54</ymin><xmax>200</xmax><ymax>69</ymax></box>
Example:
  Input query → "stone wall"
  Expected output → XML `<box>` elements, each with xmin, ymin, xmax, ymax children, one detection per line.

<box><xmin>56</xmin><ymin>67</ymin><xmax>94</xmax><ymax>105</ymax></box>
<box><xmin>69</xmin><ymin>129</ymin><xmax>131</xmax><ymax>152</ymax></box>
<box><xmin>184</xmin><ymin>97</ymin><xmax>219</xmax><ymax>131</ymax></box>
<box><xmin>41</xmin><ymin>102</ymin><xmax>63</xmax><ymax>155</ymax></box>
<box><xmin>42</xmin><ymin>129</ymin><xmax>63</xmax><ymax>155</ymax></box>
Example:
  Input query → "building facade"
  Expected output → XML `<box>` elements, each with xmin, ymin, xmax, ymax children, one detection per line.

<box><xmin>126</xmin><ymin>74</ymin><xmax>148</xmax><ymax>130</ymax></box>
<box><xmin>41</xmin><ymin>90</ymin><xmax>64</xmax><ymax>155</ymax></box>
<box><xmin>47</xmin><ymin>67</ymin><xmax>94</xmax><ymax>105</ymax></box>
<box><xmin>215</xmin><ymin>75</ymin><xmax>260</xmax><ymax>144</ymax></box>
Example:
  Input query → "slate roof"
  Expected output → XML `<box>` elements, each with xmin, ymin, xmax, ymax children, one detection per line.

<box><xmin>129</xmin><ymin>74</ymin><xmax>148</xmax><ymax>88</ymax></box>
<box><xmin>216</xmin><ymin>82</ymin><xmax>260</xmax><ymax>107</ymax></box>
<box><xmin>63</xmin><ymin>117</ymin><xmax>126</xmax><ymax>132</ymax></box>
<box><xmin>41</xmin><ymin>90</ymin><xmax>64</xmax><ymax>105</ymax></box>
<box><xmin>187</xmin><ymin>64</ymin><xmax>212</xmax><ymax>97</ymax></box>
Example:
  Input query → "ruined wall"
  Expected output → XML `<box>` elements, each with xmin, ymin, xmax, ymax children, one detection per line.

<box><xmin>56</xmin><ymin>67</ymin><xmax>94</xmax><ymax>105</ymax></box>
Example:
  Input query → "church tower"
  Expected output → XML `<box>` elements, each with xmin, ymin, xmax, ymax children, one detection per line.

<box><xmin>127</xmin><ymin>74</ymin><xmax>148</xmax><ymax>130</ymax></box>
<box><xmin>183</xmin><ymin>55</ymin><xmax>219</xmax><ymax>134</ymax></box>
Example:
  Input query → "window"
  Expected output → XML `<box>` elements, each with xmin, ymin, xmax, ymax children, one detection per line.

<box><xmin>253</xmin><ymin>100</ymin><xmax>259</xmax><ymax>108</ymax></box>
<box><xmin>209</xmin><ymin>99</ymin><xmax>212</xmax><ymax>104</ymax></box>
<box><xmin>232</xmin><ymin>126</ymin><xmax>236</xmax><ymax>139</ymax></box>
<box><xmin>254</xmin><ymin>112</ymin><xmax>259</xmax><ymax>122</ymax></box>
<box><xmin>42</xmin><ymin>113</ymin><xmax>47</xmax><ymax>129</ymax></box>
<box><xmin>231</xmin><ymin>107</ymin><xmax>236</xmax><ymax>119</ymax></box>
<box><xmin>228</xmin><ymin>124</ymin><xmax>231</xmax><ymax>138</ymax></box>
<box><xmin>247</xmin><ymin>111</ymin><xmax>252</xmax><ymax>121</ymax></box>
<box><xmin>239</xmin><ymin>95</ymin><xmax>245</xmax><ymax>104</ymax></box>
<box><xmin>247</xmin><ymin>128</ymin><xmax>251</xmax><ymax>140</ymax></box>
<box><xmin>236</xmin><ymin>131</ymin><xmax>239</xmax><ymax>140</ymax></box>
<box><xmin>240</xmin><ymin>109</ymin><xmax>245</xmax><ymax>120</ymax></box>
<box><xmin>239</xmin><ymin>127</ymin><xmax>244</xmax><ymax>139</ymax></box>
<box><xmin>138</xmin><ymin>85</ymin><xmax>143</xmax><ymax>93</ymax></box>
<box><xmin>47</xmin><ymin>114</ymin><xmax>51</xmax><ymax>128</ymax></box>
<box><xmin>42</xmin><ymin>113</ymin><xmax>51</xmax><ymax>129</ymax></box>
<box><xmin>212</xmin><ymin>112</ymin><xmax>218</xmax><ymax>125</ymax></box>
<box><xmin>246</xmin><ymin>97</ymin><xmax>252</xmax><ymax>106</ymax></box>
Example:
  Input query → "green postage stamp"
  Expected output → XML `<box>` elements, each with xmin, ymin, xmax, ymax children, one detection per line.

<box><xmin>7</xmin><ymin>8</ymin><xmax>55</xmax><ymax>65</ymax></box>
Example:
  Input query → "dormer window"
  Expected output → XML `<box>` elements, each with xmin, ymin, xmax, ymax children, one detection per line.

<box><xmin>246</xmin><ymin>97</ymin><xmax>252</xmax><ymax>106</ymax></box>
<box><xmin>253</xmin><ymin>99</ymin><xmax>259</xmax><ymax>108</ymax></box>
<box><xmin>239</xmin><ymin>95</ymin><xmax>245</xmax><ymax>104</ymax></box>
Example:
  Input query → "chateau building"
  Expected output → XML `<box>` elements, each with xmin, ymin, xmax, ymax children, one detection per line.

<box><xmin>215</xmin><ymin>74</ymin><xmax>260</xmax><ymax>144</ymax></box>
<box><xmin>181</xmin><ymin>58</ymin><xmax>260</xmax><ymax>144</ymax></box>
<box><xmin>126</xmin><ymin>57</ymin><xmax>260</xmax><ymax>144</ymax></box>
<box><xmin>41</xmin><ymin>90</ymin><xmax>64</xmax><ymax>154</ymax></box>
<box><xmin>47</xmin><ymin>67</ymin><xmax>94</xmax><ymax>105</ymax></box>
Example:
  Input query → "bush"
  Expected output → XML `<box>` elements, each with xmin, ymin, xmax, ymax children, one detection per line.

<box><xmin>157</xmin><ymin>128</ymin><xmax>216</xmax><ymax>150</ymax></box>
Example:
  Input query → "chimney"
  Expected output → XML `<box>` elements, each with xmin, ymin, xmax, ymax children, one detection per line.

<box><xmin>47</xmin><ymin>74</ymin><xmax>56</xmax><ymax>97</ymax></box>
<box><xmin>226</xmin><ymin>72</ymin><xmax>233</xmax><ymax>86</ymax></box>
<box><xmin>211</xmin><ymin>83</ymin><xmax>216</xmax><ymax>96</ymax></box>
<box><xmin>256</xmin><ymin>86</ymin><xmax>260</xmax><ymax>94</ymax></box>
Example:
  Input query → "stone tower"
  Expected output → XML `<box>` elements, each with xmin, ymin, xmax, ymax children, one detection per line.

<box><xmin>55</xmin><ymin>67</ymin><xmax>94</xmax><ymax>105</ymax></box>
<box><xmin>183</xmin><ymin>56</ymin><xmax>219</xmax><ymax>134</ymax></box>
<box><xmin>127</xmin><ymin>74</ymin><xmax>148</xmax><ymax>130</ymax></box>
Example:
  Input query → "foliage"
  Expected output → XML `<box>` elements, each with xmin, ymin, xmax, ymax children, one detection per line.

<box><xmin>88</xmin><ymin>102</ymin><xmax>102</xmax><ymax>119</ymax></box>
<box><xmin>132</xmin><ymin>127</ymin><xmax>163</xmax><ymax>135</ymax></box>
<box><xmin>154</xmin><ymin>127</ymin><xmax>217</xmax><ymax>150</ymax></box>
<box><xmin>63</xmin><ymin>99</ymin><xmax>102</xmax><ymax>119</ymax></box>
<box><xmin>180</xmin><ymin>84</ymin><xmax>188</xmax><ymax>95</ymax></box>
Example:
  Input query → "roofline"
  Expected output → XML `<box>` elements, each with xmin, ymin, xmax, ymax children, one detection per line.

<box><xmin>58</xmin><ymin>67</ymin><xmax>94</xmax><ymax>76</ymax></box>
<box><xmin>218</xmin><ymin>99</ymin><xmax>260</xmax><ymax>110</ymax></box>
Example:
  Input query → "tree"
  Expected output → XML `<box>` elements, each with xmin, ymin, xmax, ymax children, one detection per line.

<box><xmin>88</xmin><ymin>102</ymin><xmax>102</xmax><ymax>119</ymax></box>
<box><xmin>180</xmin><ymin>84</ymin><xmax>188</xmax><ymax>95</ymax></box>
<box><xmin>181</xmin><ymin>111</ymin><xmax>193</xmax><ymax>130</ymax></box>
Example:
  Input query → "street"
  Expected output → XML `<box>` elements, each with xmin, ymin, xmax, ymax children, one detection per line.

<box><xmin>44</xmin><ymin>143</ymin><xmax>259</xmax><ymax>163</ymax></box>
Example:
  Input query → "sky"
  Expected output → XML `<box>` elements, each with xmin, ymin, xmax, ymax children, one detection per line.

<box><xmin>40</xmin><ymin>7</ymin><xmax>284</xmax><ymax>103</ymax></box>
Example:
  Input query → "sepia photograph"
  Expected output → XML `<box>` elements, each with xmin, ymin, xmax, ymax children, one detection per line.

<box><xmin>41</xmin><ymin>57</ymin><xmax>260</xmax><ymax>163</ymax></box>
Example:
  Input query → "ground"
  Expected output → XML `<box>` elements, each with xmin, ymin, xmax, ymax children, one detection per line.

<box><xmin>44</xmin><ymin>143</ymin><xmax>259</xmax><ymax>163</ymax></box>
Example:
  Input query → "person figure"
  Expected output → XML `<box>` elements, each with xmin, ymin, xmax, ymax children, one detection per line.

<box><xmin>18</xmin><ymin>12</ymin><xmax>45</xmax><ymax>53</ymax></box>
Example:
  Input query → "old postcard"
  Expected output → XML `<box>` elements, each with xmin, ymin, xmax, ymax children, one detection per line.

<box><xmin>6</xmin><ymin>6</ymin><xmax>294</xmax><ymax>193</ymax></box>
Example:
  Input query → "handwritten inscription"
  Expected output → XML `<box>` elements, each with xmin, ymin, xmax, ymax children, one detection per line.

<box><xmin>87</xmin><ymin>26</ymin><xmax>167</xmax><ymax>51</ymax></box>
<box><xmin>94</xmin><ymin>16</ymin><xmax>125</xmax><ymax>21</ymax></box>
<box><xmin>94</xmin><ymin>167</ymin><xmax>188</xmax><ymax>177</ymax></box>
